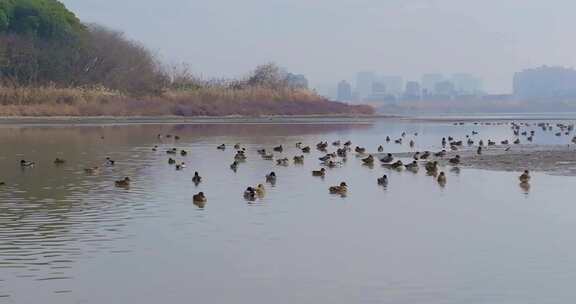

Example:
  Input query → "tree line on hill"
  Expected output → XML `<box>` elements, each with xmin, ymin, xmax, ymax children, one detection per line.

<box><xmin>0</xmin><ymin>0</ymin><xmax>310</xmax><ymax>96</ymax></box>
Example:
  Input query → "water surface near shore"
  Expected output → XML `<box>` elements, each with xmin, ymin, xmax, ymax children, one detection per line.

<box><xmin>1</xmin><ymin>120</ymin><xmax>576</xmax><ymax>303</ymax></box>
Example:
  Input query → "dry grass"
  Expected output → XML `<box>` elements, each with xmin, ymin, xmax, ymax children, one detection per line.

<box><xmin>0</xmin><ymin>85</ymin><xmax>373</xmax><ymax>116</ymax></box>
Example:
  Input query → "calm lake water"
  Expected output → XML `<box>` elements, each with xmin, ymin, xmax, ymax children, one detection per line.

<box><xmin>1</xmin><ymin>119</ymin><xmax>576</xmax><ymax>304</ymax></box>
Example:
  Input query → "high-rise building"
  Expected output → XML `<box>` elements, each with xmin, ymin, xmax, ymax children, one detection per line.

<box><xmin>356</xmin><ymin>71</ymin><xmax>375</xmax><ymax>100</ymax></box>
<box><xmin>514</xmin><ymin>66</ymin><xmax>576</xmax><ymax>99</ymax></box>
<box><xmin>404</xmin><ymin>81</ymin><xmax>421</xmax><ymax>100</ymax></box>
<box><xmin>451</xmin><ymin>73</ymin><xmax>483</xmax><ymax>95</ymax></box>
<box><xmin>421</xmin><ymin>74</ymin><xmax>444</xmax><ymax>95</ymax></box>
<box><xmin>378</xmin><ymin>76</ymin><xmax>404</xmax><ymax>96</ymax></box>
<box><xmin>434</xmin><ymin>81</ymin><xmax>456</xmax><ymax>97</ymax></box>
<box><xmin>336</xmin><ymin>80</ymin><xmax>352</xmax><ymax>101</ymax></box>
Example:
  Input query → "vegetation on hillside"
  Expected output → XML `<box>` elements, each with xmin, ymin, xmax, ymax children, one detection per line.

<box><xmin>0</xmin><ymin>0</ymin><xmax>373</xmax><ymax>116</ymax></box>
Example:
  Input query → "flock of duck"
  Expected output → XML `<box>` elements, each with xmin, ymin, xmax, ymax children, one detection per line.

<box><xmin>4</xmin><ymin>121</ymin><xmax>576</xmax><ymax>205</ymax></box>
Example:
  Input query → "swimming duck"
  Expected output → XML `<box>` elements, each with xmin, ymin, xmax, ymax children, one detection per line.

<box><xmin>84</xmin><ymin>166</ymin><xmax>100</xmax><ymax>174</ymax></box>
<box><xmin>180</xmin><ymin>150</ymin><xmax>188</xmax><ymax>156</ymax></box>
<box><xmin>105</xmin><ymin>157</ymin><xmax>115</xmax><ymax>166</ymax></box>
<box><xmin>437</xmin><ymin>172</ymin><xmax>447</xmax><ymax>184</ymax></box>
<box><xmin>362</xmin><ymin>155</ymin><xmax>374</xmax><ymax>165</ymax></box>
<box><xmin>434</xmin><ymin>150</ymin><xmax>447</xmax><ymax>158</ymax></box>
<box><xmin>168</xmin><ymin>158</ymin><xmax>176</xmax><ymax>165</ymax></box>
<box><xmin>377</xmin><ymin>175</ymin><xmax>388</xmax><ymax>186</ymax></box>
<box><xmin>332</xmin><ymin>140</ymin><xmax>341</xmax><ymax>146</ymax></box>
<box><xmin>316</xmin><ymin>142</ymin><xmax>328</xmax><ymax>150</ymax></box>
<box><xmin>501</xmin><ymin>140</ymin><xmax>509</xmax><ymax>145</ymax></box>
<box><xmin>192</xmin><ymin>171</ymin><xmax>202</xmax><ymax>184</ymax></box>
<box><xmin>405</xmin><ymin>161</ymin><xmax>419</xmax><ymax>171</ymax></box>
<box><xmin>420</xmin><ymin>151</ymin><xmax>431</xmax><ymax>160</ymax></box>
<box><xmin>519</xmin><ymin>170</ymin><xmax>531</xmax><ymax>183</ymax></box>
<box><xmin>448</xmin><ymin>155</ymin><xmax>461</xmax><ymax>165</ymax></box>
<box><xmin>266</xmin><ymin>172</ymin><xmax>277</xmax><ymax>183</ymax></box>
<box><xmin>425</xmin><ymin>161</ymin><xmax>438</xmax><ymax>174</ymax></box>
<box><xmin>54</xmin><ymin>158</ymin><xmax>66</xmax><ymax>165</ymax></box>
<box><xmin>217</xmin><ymin>144</ymin><xmax>226</xmax><ymax>150</ymax></box>
<box><xmin>329</xmin><ymin>182</ymin><xmax>348</xmax><ymax>195</ymax></box>
<box><xmin>355</xmin><ymin>146</ymin><xmax>366</xmax><ymax>154</ymax></box>
<box><xmin>336</xmin><ymin>148</ymin><xmax>347</xmax><ymax>157</ymax></box>
<box><xmin>257</xmin><ymin>149</ymin><xmax>267</xmax><ymax>155</ymax></box>
<box><xmin>293</xmin><ymin>155</ymin><xmax>304</xmax><ymax>164</ymax></box>
<box><xmin>295</xmin><ymin>142</ymin><xmax>303</xmax><ymax>148</ymax></box>
<box><xmin>234</xmin><ymin>143</ymin><xmax>241</xmax><ymax>149</ymax></box>
<box><xmin>379</xmin><ymin>153</ymin><xmax>394</xmax><ymax>163</ymax></box>
<box><xmin>244</xmin><ymin>187</ymin><xmax>256</xmax><ymax>200</ymax></box>
<box><xmin>319</xmin><ymin>154</ymin><xmax>334</xmax><ymax>162</ymax></box>
<box><xmin>20</xmin><ymin>160</ymin><xmax>35</xmax><ymax>167</ymax></box>
<box><xmin>276</xmin><ymin>158</ymin><xmax>289</xmax><ymax>166</ymax></box>
<box><xmin>488</xmin><ymin>140</ymin><xmax>496</xmax><ymax>146</ymax></box>
<box><xmin>388</xmin><ymin>160</ymin><xmax>404</xmax><ymax>170</ymax></box>
<box><xmin>273</xmin><ymin>145</ymin><xmax>283</xmax><ymax>152</ymax></box>
<box><xmin>255</xmin><ymin>184</ymin><xmax>266</xmax><ymax>197</ymax></box>
<box><xmin>344</xmin><ymin>141</ymin><xmax>352</xmax><ymax>147</ymax></box>
<box><xmin>467</xmin><ymin>139</ymin><xmax>474</xmax><ymax>146</ymax></box>
<box><xmin>262</xmin><ymin>153</ymin><xmax>274</xmax><ymax>160</ymax></box>
<box><xmin>234</xmin><ymin>151</ymin><xmax>247</xmax><ymax>161</ymax></box>
<box><xmin>386</xmin><ymin>136</ymin><xmax>391</xmax><ymax>142</ymax></box>
<box><xmin>193</xmin><ymin>192</ymin><xmax>207</xmax><ymax>205</ymax></box>
<box><xmin>230</xmin><ymin>161</ymin><xmax>239</xmax><ymax>171</ymax></box>
<box><xmin>394</xmin><ymin>138</ymin><xmax>402</xmax><ymax>144</ymax></box>
<box><xmin>175</xmin><ymin>162</ymin><xmax>186</xmax><ymax>170</ymax></box>
<box><xmin>312</xmin><ymin>168</ymin><xmax>326</xmax><ymax>177</ymax></box>
<box><xmin>513</xmin><ymin>138</ymin><xmax>520</xmax><ymax>145</ymax></box>
<box><xmin>166</xmin><ymin>148</ymin><xmax>177</xmax><ymax>155</ymax></box>
<box><xmin>115</xmin><ymin>177</ymin><xmax>131</xmax><ymax>187</ymax></box>
<box><xmin>301</xmin><ymin>146</ymin><xmax>311</xmax><ymax>153</ymax></box>
<box><xmin>478</xmin><ymin>140</ymin><xmax>484</xmax><ymax>146</ymax></box>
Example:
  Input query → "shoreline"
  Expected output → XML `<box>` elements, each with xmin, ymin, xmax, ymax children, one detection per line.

<box><xmin>1</xmin><ymin>113</ymin><xmax>576</xmax><ymax>126</ymax></box>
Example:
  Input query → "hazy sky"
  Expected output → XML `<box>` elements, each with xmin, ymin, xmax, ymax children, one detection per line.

<box><xmin>62</xmin><ymin>0</ymin><xmax>576</xmax><ymax>94</ymax></box>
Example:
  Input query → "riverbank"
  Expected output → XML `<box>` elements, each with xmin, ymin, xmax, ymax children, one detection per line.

<box><xmin>0</xmin><ymin>85</ymin><xmax>373</xmax><ymax>117</ymax></box>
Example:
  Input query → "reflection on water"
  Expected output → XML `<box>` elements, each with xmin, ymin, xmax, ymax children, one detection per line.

<box><xmin>0</xmin><ymin>120</ymin><xmax>576</xmax><ymax>303</ymax></box>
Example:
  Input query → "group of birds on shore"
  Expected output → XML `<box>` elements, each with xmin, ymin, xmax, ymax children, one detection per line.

<box><xmin>4</xmin><ymin>121</ymin><xmax>576</xmax><ymax>204</ymax></box>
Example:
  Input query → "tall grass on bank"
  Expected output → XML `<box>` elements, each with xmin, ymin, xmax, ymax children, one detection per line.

<box><xmin>0</xmin><ymin>85</ymin><xmax>374</xmax><ymax>116</ymax></box>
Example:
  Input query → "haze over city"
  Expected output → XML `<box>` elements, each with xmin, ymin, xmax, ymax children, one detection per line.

<box><xmin>62</xmin><ymin>0</ymin><xmax>576</xmax><ymax>95</ymax></box>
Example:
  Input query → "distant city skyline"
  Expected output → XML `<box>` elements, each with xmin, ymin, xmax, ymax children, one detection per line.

<box><xmin>61</xmin><ymin>0</ymin><xmax>576</xmax><ymax>95</ymax></box>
